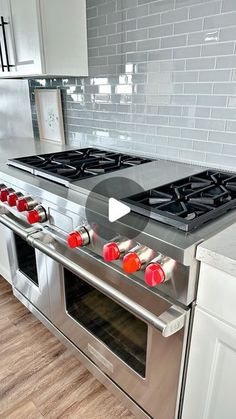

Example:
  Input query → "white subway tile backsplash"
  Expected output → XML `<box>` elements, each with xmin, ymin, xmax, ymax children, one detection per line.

<box><xmin>209</xmin><ymin>130</ymin><xmax>236</xmax><ymax>144</ymax></box>
<box><xmin>173</xmin><ymin>71</ymin><xmax>198</xmax><ymax>82</ymax></box>
<box><xmin>197</xmin><ymin>94</ymin><xmax>227</xmax><ymax>107</ymax></box>
<box><xmin>148</xmin><ymin>49</ymin><xmax>172</xmax><ymax>61</ymax></box>
<box><xmin>228</xmin><ymin>97</ymin><xmax>236</xmax><ymax>107</ymax></box>
<box><xmin>175</xmin><ymin>0</ymin><xmax>213</xmax><ymax>8</ymax></box>
<box><xmin>195</xmin><ymin>117</ymin><xmax>225</xmax><ymax>131</ymax></box>
<box><xmin>118</xmin><ymin>0</ymin><xmax>138</xmax><ymax>10</ymax></box>
<box><xmin>221</xmin><ymin>0</ymin><xmax>236</xmax><ymax>13</ymax></box>
<box><xmin>149</xmin><ymin>0</ymin><xmax>175</xmax><ymax>14</ymax></box>
<box><xmin>219</xmin><ymin>27</ymin><xmax>236</xmax><ymax>42</ymax></box>
<box><xmin>97</xmin><ymin>1</ymin><xmax>116</xmax><ymax>16</ymax></box>
<box><xmin>161</xmin><ymin>8</ymin><xmax>188</xmax><ymax>24</ymax></box>
<box><xmin>216</xmin><ymin>55</ymin><xmax>236</xmax><ymax>69</ymax></box>
<box><xmin>161</xmin><ymin>34</ymin><xmax>187</xmax><ymax>49</ymax></box>
<box><xmin>174</xmin><ymin>18</ymin><xmax>202</xmax><ymax>35</ymax></box>
<box><xmin>137</xmin><ymin>39</ymin><xmax>160</xmax><ymax>51</ymax></box>
<box><xmin>190</xmin><ymin>1</ymin><xmax>221</xmax><ymax>19</ymax></box>
<box><xmin>117</xmin><ymin>19</ymin><xmax>136</xmax><ymax>32</ymax></box>
<box><xmin>179</xmin><ymin>149</ymin><xmax>206</xmax><ymax>162</ymax></box>
<box><xmin>127</xmin><ymin>5</ymin><xmax>149</xmax><ymax>19</ymax></box>
<box><xmin>184</xmin><ymin>83</ymin><xmax>212</xmax><ymax>94</ymax></box>
<box><xmin>186</xmin><ymin>57</ymin><xmax>216</xmax><ymax>70</ymax></box>
<box><xmin>173</xmin><ymin>45</ymin><xmax>201</xmax><ymax>59</ymax></box>
<box><xmin>149</xmin><ymin>23</ymin><xmax>173</xmax><ymax>38</ymax></box>
<box><xmin>181</xmin><ymin>128</ymin><xmax>208</xmax><ymax>140</ymax></box>
<box><xmin>211</xmin><ymin>108</ymin><xmax>236</xmax><ymax>120</ymax></box>
<box><xmin>193</xmin><ymin>140</ymin><xmax>223</xmax><ymax>153</ymax></box>
<box><xmin>171</xmin><ymin>95</ymin><xmax>196</xmax><ymax>105</ymax></box>
<box><xmin>226</xmin><ymin>121</ymin><xmax>236</xmax><ymax>132</ymax></box>
<box><xmin>204</xmin><ymin>11</ymin><xmax>236</xmax><ymax>30</ymax></box>
<box><xmin>127</xmin><ymin>28</ymin><xmax>147</xmax><ymax>41</ymax></box>
<box><xmin>29</xmin><ymin>0</ymin><xmax>236</xmax><ymax>171</ymax></box>
<box><xmin>206</xmin><ymin>153</ymin><xmax>236</xmax><ymax>170</ymax></box>
<box><xmin>199</xmin><ymin>69</ymin><xmax>231</xmax><ymax>82</ymax></box>
<box><xmin>213</xmin><ymin>82</ymin><xmax>236</xmax><ymax>95</ymax></box>
<box><xmin>138</xmin><ymin>14</ymin><xmax>160</xmax><ymax>29</ymax></box>
<box><xmin>201</xmin><ymin>42</ymin><xmax>234</xmax><ymax>57</ymax></box>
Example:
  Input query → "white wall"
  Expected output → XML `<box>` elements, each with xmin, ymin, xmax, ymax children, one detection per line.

<box><xmin>0</xmin><ymin>79</ymin><xmax>33</xmax><ymax>139</ymax></box>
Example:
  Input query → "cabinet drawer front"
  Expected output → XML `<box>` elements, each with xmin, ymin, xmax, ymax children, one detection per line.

<box><xmin>197</xmin><ymin>262</ymin><xmax>236</xmax><ymax>326</ymax></box>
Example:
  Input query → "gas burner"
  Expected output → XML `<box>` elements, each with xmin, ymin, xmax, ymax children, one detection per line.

<box><xmin>124</xmin><ymin>170</ymin><xmax>236</xmax><ymax>232</ymax></box>
<box><xmin>8</xmin><ymin>148</ymin><xmax>152</xmax><ymax>186</ymax></box>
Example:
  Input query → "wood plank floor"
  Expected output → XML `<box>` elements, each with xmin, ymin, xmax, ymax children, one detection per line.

<box><xmin>0</xmin><ymin>277</ymin><xmax>135</xmax><ymax>419</ymax></box>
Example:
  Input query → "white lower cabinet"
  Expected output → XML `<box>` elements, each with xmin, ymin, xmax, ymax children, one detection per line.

<box><xmin>182</xmin><ymin>306</ymin><xmax>236</xmax><ymax>419</ymax></box>
<box><xmin>0</xmin><ymin>224</ymin><xmax>11</xmax><ymax>283</ymax></box>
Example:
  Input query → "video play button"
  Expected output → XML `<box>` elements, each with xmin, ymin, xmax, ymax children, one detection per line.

<box><xmin>108</xmin><ymin>198</ymin><xmax>131</xmax><ymax>222</ymax></box>
<box><xmin>85</xmin><ymin>176</ymin><xmax>150</xmax><ymax>241</ymax></box>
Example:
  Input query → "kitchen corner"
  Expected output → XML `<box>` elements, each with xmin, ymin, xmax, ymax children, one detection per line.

<box><xmin>1</xmin><ymin>1</ymin><xmax>236</xmax><ymax>419</ymax></box>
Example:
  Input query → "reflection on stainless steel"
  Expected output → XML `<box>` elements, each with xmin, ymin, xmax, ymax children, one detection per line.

<box><xmin>1</xmin><ymin>144</ymin><xmax>236</xmax><ymax>419</ymax></box>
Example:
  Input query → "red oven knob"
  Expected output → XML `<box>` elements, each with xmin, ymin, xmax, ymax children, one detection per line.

<box><xmin>123</xmin><ymin>245</ymin><xmax>154</xmax><ymax>274</ymax></box>
<box><xmin>27</xmin><ymin>206</ymin><xmax>47</xmax><ymax>224</ymax></box>
<box><xmin>103</xmin><ymin>238</ymin><xmax>133</xmax><ymax>262</ymax></box>
<box><xmin>7</xmin><ymin>192</ymin><xmax>24</xmax><ymax>207</ymax></box>
<box><xmin>145</xmin><ymin>263</ymin><xmax>165</xmax><ymax>287</ymax></box>
<box><xmin>67</xmin><ymin>227</ymin><xmax>90</xmax><ymax>249</ymax></box>
<box><xmin>0</xmin><ymin>188</ymin><xmax>14</xmax><ymax>202</ymax></box>
<box><xmin>103</xmin><ymin>242</ymin><xmax>120</xmax><ymax>262</ymax></box>
<box><xmin>123</xmin><ymin>252</ymin><xmax>141</xmax><ymax>274</ymax></box>
<box><xmin>16</xmin><ymin>196</ymin><xmax>37</xmax><ymax>212</ymax></box>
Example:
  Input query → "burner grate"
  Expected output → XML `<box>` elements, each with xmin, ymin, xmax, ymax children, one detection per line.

<box><xmin>124</xmin><ymin>170</ymin><xmax>236</xmax><ymax>232</ymax></box>
<box><xmin>8</xmin><ymin>148</ymin><xmax>152</xmax><ymax>185</ymax></box>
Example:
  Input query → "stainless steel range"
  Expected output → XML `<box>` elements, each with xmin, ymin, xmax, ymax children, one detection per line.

<box><xmin>1</xmin><ymin>147</ymin><xmax>236</xmax><ymax>419</ymax></box>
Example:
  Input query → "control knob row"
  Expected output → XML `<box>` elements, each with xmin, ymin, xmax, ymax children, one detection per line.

<box><xmin>0</xmin><ymin>185</ymin><xmax>47</xmax><ymax>224</ymax></box>
<box><xmin>66</xmin><ymin>229</ymin><xmax>174</xmax><ymax>288</ymax></box>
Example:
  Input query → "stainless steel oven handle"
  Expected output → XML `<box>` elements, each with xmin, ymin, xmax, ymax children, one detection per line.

<box><xmin>30</xmin><ymin>234</ymin><xmax>187</xmax><ymax>338</ymax></box>
<box><xmin>0</xmin><ymin>212</ymin><xmax>40</xmax><ymax>240</ymax></box>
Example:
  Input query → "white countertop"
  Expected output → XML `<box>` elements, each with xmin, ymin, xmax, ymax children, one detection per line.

<box><xmin>0</xmin><ymin>137</ymin><xmax>72</xmax><ymax>164</ymax></box>
<box><xmin>197</xmin><ymin>223</ymin><xmax>236</xmax><ymax>277</ymax></box>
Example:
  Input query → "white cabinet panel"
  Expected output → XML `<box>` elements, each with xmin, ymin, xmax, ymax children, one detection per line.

<box><xmin>0</xmin><ymin>0</ymin><xmax>42</xmax><ymax>75</ymax></box>
<box><xmin>0</xmin><ymin>224</ymin><xmax>11</xmax><ymax>283</ymax></box>
<box><xmin>0</xmin><ymin>0</ymin><xmax>88</xmax><ymax>77</ymax></box>
<box><xmin>197</xmin><ymin>262</ymin><xmax>236</xmax><ymax>326</ymax></box>
<box><xmin>182</xmin><ymin>307</ymin><xmax>236</xmax><ymax>419</ymax></box>
<box><xmin>8</xmin><ymin>0</ymin><xmax>42</xmax><ymax>74</ymax></box>
<box><xmin>40</xmin><ymin>0</ymin><xmax>88</xmax><ymax>76</ymax></box>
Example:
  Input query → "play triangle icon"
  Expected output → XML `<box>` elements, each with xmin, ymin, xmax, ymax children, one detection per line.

<box><xmin>108</xmin><ymin>198</ymin><xmax>131</xmax><ymax>222</ymax></box>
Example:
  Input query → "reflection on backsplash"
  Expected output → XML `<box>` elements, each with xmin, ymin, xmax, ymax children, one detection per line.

<box><xmin>30</xmin><ymin>0</ymin><xmax>236</xmax><ymax>170</ymax></box>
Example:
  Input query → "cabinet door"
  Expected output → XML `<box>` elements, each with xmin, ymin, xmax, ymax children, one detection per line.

<box><xmin>0</xmin><ymin>0</ymin><xmax>43</xmax><ymax>76</ymax></box>
<box><xmin>0</xmin><ymin>0</ymin><xmax>9</xmax><ymax>74</ymax></box>
<box><xmin>182</xmin><ymin>307</ymin><xmax>236</xmax><ymax>419</ymax></box>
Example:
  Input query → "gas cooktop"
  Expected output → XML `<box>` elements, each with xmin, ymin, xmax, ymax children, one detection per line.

<box><xmin>8</xmin><ymin>148</ymin><xmax>152</xmax><ymax>186</ymax></box>
<box><xmin>124</xmin><ymin>170</ymin><xmax>236</xmax><ymax>232</ymax></box>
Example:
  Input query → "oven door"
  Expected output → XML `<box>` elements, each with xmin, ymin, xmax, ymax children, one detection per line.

<box><xmin>30</xmin><ymin>231</ymin><xmax>189</xmax><ymax>419</ymax></box>
<box><xmin>0</xmin><ymin>212</ymin><xmax>51</xmax><ymax>318</ymax></box>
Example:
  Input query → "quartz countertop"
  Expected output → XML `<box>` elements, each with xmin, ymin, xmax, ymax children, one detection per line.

<box><xmin>197</xmin><ymin>223</ymin><xmax>236</xmax><ymax>277</ymax></box>
<box><xmin>0</xmin><ymin>137</ymin><xmax>71</xmax><ymax>164</ymax></box>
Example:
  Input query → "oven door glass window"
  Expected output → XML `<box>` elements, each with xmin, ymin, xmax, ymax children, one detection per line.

<box><xmin>64</xmin><ymin>268</ymin><xmax>147</xmax><ymax>377</ymax></box>
<box><xmin>14</xmin><ymin>233</ymin><xmax>38</xmax><ymax>286</ymax></box>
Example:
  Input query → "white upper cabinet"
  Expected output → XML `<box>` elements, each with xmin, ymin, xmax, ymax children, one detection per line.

<box><xmin>0</xmin><ymin>0</ymin><xmax>88</xmax><ymax>77</ymax></box>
